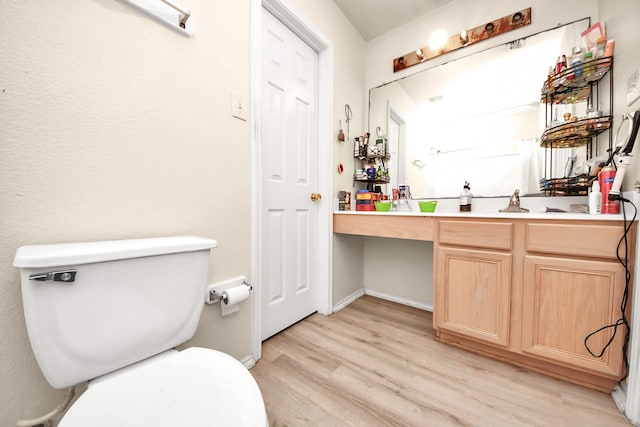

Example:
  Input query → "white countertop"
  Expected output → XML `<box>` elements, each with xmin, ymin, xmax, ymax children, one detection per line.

<box><xmin>335</xmin><ymin>194</ymin><xmax>637</xmax><ymax>221</ymax></box>
<box><xmin>333</xmin><ymin>210</ymin><xmax>630</xmax><ymax>221</ymax></box>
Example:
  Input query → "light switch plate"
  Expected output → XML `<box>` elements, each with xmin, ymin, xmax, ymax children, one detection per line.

<box><xmin>231</xmin><ymin>91</ymin><xmax>248</xmax><ymax>121</ymax></box>
<box><xmin>627</xmin><ymin>69</ymin><xmax>640</xmax><ymax>107</ymax></box>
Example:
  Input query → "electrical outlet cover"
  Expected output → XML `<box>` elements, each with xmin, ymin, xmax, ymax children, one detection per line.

<box><xmin>231</xmin><ymin>91</ymin><xmax>248</xmax><ymax>121</ymax></box>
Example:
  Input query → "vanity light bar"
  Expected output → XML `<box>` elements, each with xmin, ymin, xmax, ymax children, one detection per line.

<box><xmin>393</xmin><ymin>7</ymin><xmax>531</xmax><ymax>73</ymax></box>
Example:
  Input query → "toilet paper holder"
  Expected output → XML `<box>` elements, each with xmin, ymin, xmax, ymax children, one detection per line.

<box><xmin>206</xmin><ymin>279</ymin><xmax>252</xmax><ymax>305</ymax></box>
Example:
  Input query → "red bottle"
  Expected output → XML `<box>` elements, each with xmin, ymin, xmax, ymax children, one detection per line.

<box><xmin>599</xmin><ymin>166</ymin><xmax>619</xmax><ymax>214</ymax></box>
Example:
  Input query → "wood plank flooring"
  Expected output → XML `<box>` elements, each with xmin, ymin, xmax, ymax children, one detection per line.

<box><xmin>250</xmin><ymin>295</ymin><xmax>631</xmax><ymax>426</ymax></box>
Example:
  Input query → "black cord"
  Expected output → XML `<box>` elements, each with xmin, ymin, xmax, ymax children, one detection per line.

<box><xmin>584</xmin><ymin>197</ymin><xmax>637</xmax><ymax>382</ymax></box>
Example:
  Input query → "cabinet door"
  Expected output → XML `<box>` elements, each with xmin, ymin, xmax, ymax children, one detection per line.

<box><xmin>435</xmin><ymin>246</ymin><xmax>512</xmax><ymax>347</ymax></box>
<box><xmin>522</xmin><ymin>255</ymin><xmax>626</xmax><ymax>377</ymax></box>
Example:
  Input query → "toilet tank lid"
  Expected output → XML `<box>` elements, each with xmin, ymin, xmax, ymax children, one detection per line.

<box><xmin>13</xmin><ymin>236</ymin><xmax>218</xmax><ymax>268</ymax></box>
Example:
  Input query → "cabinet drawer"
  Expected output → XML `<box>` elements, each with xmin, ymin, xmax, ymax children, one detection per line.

<box><xmin>333</xmin><ymin>214</ymin><xmax>435</xmax><ymax>241</ymax></box>
<box><xmin>438</xmin><ymin>220</ymin><xmax>512</xmax><ymax>250</ymax></box>
<box><xmin>526</xmin><ymin>223</ymin><xmax>628</xmax><ymax>259</ymax></box>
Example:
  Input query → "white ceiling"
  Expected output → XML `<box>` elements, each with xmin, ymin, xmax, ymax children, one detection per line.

<box><xmin>333</xmin><ymin>0</ymin><xmax>454</xmax><ymax>41</ymax></box>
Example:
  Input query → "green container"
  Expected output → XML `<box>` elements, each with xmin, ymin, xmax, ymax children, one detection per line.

<box><xmin>374</xmin><ymin>201</ymin><xmax>393</xmax><ymax>212</ymax></box>
<box><xmin>418</xmin><ymin>201</ymin><xmax>438</xmax><ymax>212</ymax></box>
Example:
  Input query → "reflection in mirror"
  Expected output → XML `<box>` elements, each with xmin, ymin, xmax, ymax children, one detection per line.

<box><xmin>369</xmin><ymin>19</ymin><xmax>589</xmax><ymax>198</ymax></box>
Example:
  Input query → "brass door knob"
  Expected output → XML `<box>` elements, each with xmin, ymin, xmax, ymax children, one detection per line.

<box><xmin>310</xmin><ymin>193</ymin><xmax>322</xmax><ymax>202</ymax></box>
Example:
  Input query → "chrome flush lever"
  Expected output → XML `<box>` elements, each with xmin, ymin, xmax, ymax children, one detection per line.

<box><xmin>29</xmin><ymin>270</ymin><xmax>77</xmax><ymax>283</ymax></box>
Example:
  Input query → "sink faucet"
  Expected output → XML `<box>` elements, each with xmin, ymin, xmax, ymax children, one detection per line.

<box><xmin>500</xmin><ymin>189</ymin><xmax>529</xmax><ymax>213</ymax></box>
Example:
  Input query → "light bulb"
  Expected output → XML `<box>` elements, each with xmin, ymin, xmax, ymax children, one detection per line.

<box><xmin>428</xmin><ymin>30</ymin><xmax>448</xmax><ymax>50</ymax></box>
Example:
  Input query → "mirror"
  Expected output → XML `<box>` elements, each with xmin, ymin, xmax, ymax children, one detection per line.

<box><xmin>369</xmin><ymin>19</ymin><xmax>590</xmax><ymax>198</ymax></box>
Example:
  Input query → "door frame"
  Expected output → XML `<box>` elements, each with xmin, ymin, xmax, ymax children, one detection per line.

<box><xmin>250</xmin><ymin>0</ymin><xmax>333</xmax><ymax>360</ymax></box>
<box><xmin>387</xmin><ymin>102</ymin><xmax>406</xmax><ymax>189</ymax></box>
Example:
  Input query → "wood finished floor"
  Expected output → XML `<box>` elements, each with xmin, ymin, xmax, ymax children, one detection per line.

<box><xmin>250</xmin><ymin>295</ymin><xmax>630</xmax><ymax>427</ymax></box>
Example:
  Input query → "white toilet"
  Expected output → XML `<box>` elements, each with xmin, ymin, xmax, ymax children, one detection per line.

<box><xmin>13</xmin><ymin>236</ymin><xmax>267</xmax><ymax>426</ymax></box>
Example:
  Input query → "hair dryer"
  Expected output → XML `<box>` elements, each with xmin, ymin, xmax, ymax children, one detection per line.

<box><xmin>608</xmin><ymin>110</ymin><xmax>640</xmax><ymax>201</ymax></box>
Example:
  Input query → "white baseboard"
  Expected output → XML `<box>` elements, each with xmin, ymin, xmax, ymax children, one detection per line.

<box><xmin>612</xmin><ymin>384</ymin><xmax>627</xmax><ymax>415</ymax></box>
<box><xmin>332</xmin><ymin>288</ymin><xmax>433</xmax><ymax>313</ymax></box>
<box><xmin>332</xmin><ymin>288</ymin><xmax>365</xmax><ymax>313</ymax></box>
<box><xmin>240</xmin><ymin>354</ymin><xmax>257</xmax><ymax>369</ymax></box>
<box><xmin>364</xmin><ymin>288</ymin><xmax>433</xmax><ymax>312</ymax></box>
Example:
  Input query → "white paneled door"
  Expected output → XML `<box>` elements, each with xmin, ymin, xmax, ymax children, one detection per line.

<box><xmin>260</xmin><ymin>8</ymin><xmax>320</xmax><ymax>340</ymax></box>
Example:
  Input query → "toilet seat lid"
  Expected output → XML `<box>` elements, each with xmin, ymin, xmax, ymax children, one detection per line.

<box><xmin>59</xmin><ymin>347</ymin><xmax>267</xmax><ymax>427</ymax></box>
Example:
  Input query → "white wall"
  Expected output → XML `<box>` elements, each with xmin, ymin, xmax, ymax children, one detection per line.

<box><xmin>364</xmin><ymin>237</ymin><xmax>433</xmax><ymax>308</ymax></box>
<box><xmin>0</xmin><ymin>2</ymin><xmax>252</xmax><ymax>425</ymax></box>
<box><xmin>0</xmin><ymin>0</ymin><xmax>367</xmax><ymax>424</ymax></box>
<box><xmin>597</xmin><ymin>0</ymin><xmax>640</xmax><ymax>192</ymax></box>
<box><xmin>333</xmin><ymin>234</ymin><xmax>365</xmax><ymax>304</ymax></box>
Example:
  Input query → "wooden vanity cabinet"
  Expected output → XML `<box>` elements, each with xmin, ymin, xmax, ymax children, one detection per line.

<box><xmin>435</xmin><ymin>220</ymin><xmax>514</xmax><ymax>348</ymax></box>
<box><xmin>522</xmin><ymin>255</ymin><xmax>627</xmax><ymax>377</ymax></box>
<box><xmin>522</xmin><ymin>222</ymin><xmax>633</xmax><ymax>379</ymax></box>
<box><xmin>435</xmin><ymin>218</ymin><xmax>635</xmax><ymax>391</ymax></box>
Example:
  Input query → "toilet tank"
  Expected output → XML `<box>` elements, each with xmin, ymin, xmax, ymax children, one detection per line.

<box><xmin>13</xmin><ymin>236</ymin><xmax>217</xmax><ymax>389</ymax></box>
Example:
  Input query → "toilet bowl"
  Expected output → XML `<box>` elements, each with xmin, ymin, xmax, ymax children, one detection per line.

<box><xmin>59</xmin><ymin>348</ymin><xmax>266</xmax><ymax>426</ymax></box>
<box><xmin>13</xmin><ymin>236</ymin><xmax>267</xmax><ymax>426</ymax></box>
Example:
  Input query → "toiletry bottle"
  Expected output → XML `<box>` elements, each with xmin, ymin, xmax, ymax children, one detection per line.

<box><xmin>366</xmin><ymin>165</ymin><xmax>376</xmax><ymax>181</ymax></box>
<box><xmin>570</xmin><ymin>47</ymin><xmax>582</xmax><ymax>79</ymax></box>
<box><xmin>583</xmin><ymin>51</ymin><xmax>594</xmax><ymax>77</ymax></box>
<box><xmin>599</xmin><ymin>165</ymin><xmax>619</xmax><ymax>214</ymax></box>
<box><xmin>566</xmin><ymin>55</ymin><xmax>575</xmax><ymax>81</ymax></box>
<box><xmin>547</xmin><ymin>66</ymin><xmax>554</xmax><ymax>89</ymax></box>
<box><xmin>602</xmin><ymin>40</ymin><xmax>614</xmax><ymax>67</ymax></box>
<box><xmin>459</xmin><ymin>181</ymin><xmax>472</xmax><ymax>212</ymax></box>
<box><xmin>376</xmin><ymin>138</ymin><xmax>385</xmax><ymax>156</ymax></box>
<box><xmin>589</xmin><ymin>180</ymin><xmax>602</xmax><ymax>214</ymax></box>
<box><xmin>363</xmin><ymin>133</ymin><xmax>370</xmax><ymax>157</ymax></box>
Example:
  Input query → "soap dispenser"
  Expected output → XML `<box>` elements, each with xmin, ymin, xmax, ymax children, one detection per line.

<box><xmin>460</xmin><ymin>181</ymin><xmax>472</xmax><ymax>212</ymax></box>
<box><xmin>589</xmin><ymin>180</ymin><xmax>602</xmax><ymax>215</ymax></box>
